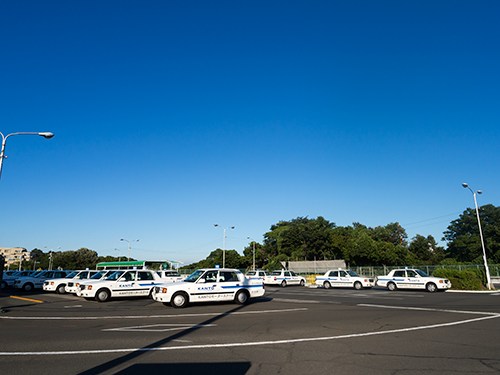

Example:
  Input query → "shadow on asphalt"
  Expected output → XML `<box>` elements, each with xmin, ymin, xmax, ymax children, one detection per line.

<box><xmin>116</xmin><ymin>362</ymin><xmax>251</xmax><ymax>375</ymax></box>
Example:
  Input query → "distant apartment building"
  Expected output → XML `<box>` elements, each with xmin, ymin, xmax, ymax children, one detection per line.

<box><xmin>0</xmin><ymin>247</ymin><xmax>31</xmax><ymax>268</ymax></box>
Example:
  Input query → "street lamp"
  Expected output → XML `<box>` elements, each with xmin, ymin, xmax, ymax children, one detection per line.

<box><xmin>113</xmin><ymin>248</ymin><xmax>121</xmax><ymax>262</ymax></box>
<box><xmin>120</xmin><ymin>238</ymin><xmax>139</xmax><ymax>261</ymax></box>
<box><xmin>462</xmin><ymin>183</ymin><xmax>492</xmax><ymax>289</ymax></box>
<box><xmin>47</xmin><ymin>247</ymin><xmax>60</xmax><ymax>271</ymax></box>
<box><xmin>247</xmin><ymin>236</ymin><xmax>256</xmax><ymax>271</ymax></box>
<box><xmin>0</xmin><ymin>132</ymin><xmax>54</xmax><ymax>180</ymax></box>
<box><xmin>214</xmin><ymin>224</ymin><xmax>234</xmax><ymax>268</ymax></box>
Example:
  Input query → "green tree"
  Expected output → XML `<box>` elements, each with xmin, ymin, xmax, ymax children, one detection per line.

<box><xmin>409</xmin><ymin>234</ymin><xmax>445</xmax><ymax>264</ymax></box>
<box><xmin>443</xmin><ymin>204</ymin><xmax>500</xmax><ymax>263</ymax></box>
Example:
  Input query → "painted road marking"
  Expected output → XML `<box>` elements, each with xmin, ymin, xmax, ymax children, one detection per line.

<box><xmin>0</xmin><ymin>307</ymin><xmax>308</xmax><ymax>320</ymax></box>
<box><xmin>102</xmin><ymin>323</ymin><xmax>217</xmax><ymax>332</ymax></box>
<box><xmin>1</xmin><ymin>313</ymin><xmax>498</xmax><ymax>356</ymax></box>
<box><xmin>358</xmin><ymin>304</ymin><xmax>499</xmax><ymax>316</ymax></box>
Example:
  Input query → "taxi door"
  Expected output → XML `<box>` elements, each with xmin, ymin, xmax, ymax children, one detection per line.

<box><xmin>406</xmin><ymin>270</ymin><xmax>424</xmax><ymax>289</ymax></box>
<box><xmin>112</xmin><ymin>270</ymin><xmax>138</xmax><ymax>296</ymax></box>
<box><xmin>327</xmin><ymin>271</ymin><xmax>339</xmax><ymax>286</ymax></box>
<box><xmin>338</xmin><ymin>270</ymin><xmax>351</xmax><ymax>287</ymax></box>
<box><xmin>191</xmin><ymin>270</ymin><xmax>220</xmax><ymax>302</ymax></box>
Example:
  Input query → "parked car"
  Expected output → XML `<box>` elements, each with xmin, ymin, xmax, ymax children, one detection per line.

<box><xmin>77</xmin><ymin>269</ymin><xmax>162</xmax><ymax>302</ymax></box>
<box><xmin>44</xmin><ymin>270</ymin><xmax>100</xmax><ymax>294</ymax></box>
<box><xmin>245</xmin><ymin>270</ymin><xmax>268</xmax><ymax>280</ymax></box>
<box><xmin>14</xmin><ymin>270</ymin><xmax>70</xmax><ymax>292</ymax></box>
<box><xmin>315</xmin><ymin>269</ymin><xmax>374</xmax><ymax>290</ymax></box>
<box><xmin>152</xmin><ymin>268</ymin><xmax>265</xmax><ymax>308</ymax></box>
<box><xmin>264</xmin><ymin>270</ymin><xmax>306</xmax><ymax>287</ymax></box>
<box><xmin>2</xmin><ymin>270</ymin><xmax>37</xmax><ymax>289</ymax></box>
<box><xmin>376</xmin><ymin>268</ymin><xmax>451</xmax><ymax>292</ymax></box>
<box><xmin>156</xmin><ymin>270</ymin><xmax>184</xmax><ymax>283</ymax></box>
<box><xmin>70</xmin><ymin>270</ymin><xmax>116</xmax><ymax>294</ymax></box>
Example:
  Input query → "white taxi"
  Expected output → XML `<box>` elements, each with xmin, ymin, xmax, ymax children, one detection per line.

<box><xmin>44</xmin><ymin>270</ymin><xmax>100</xmax><ymax>294</ymax></box>
<box><xmin>78</xmin><ymin>269</ymin><xmax>161</xmax><ymax>302</ymax></box>
<box><xmin>315</xmin><ymin>269</ymin><xmax>374</xmax><ymax>290</ymax></box>
<box><xmin>152</xmin><ymin>268</ymin><xmax>265</xmax><ymax>308</ymax></box>
<box><xmin>156</xmin><ymin>270</ymin><xmax>185</xmax><ymax>283</ymax></box>
<box><xmin>376</xmin><ymin>268</ymin><xmax>451</xmax><ymax>292</ymax></box>
<box><xmin>264</xmin><ymin>270</ymin><xmax>306</xmax><ymax>287</ymax></box>
<box><xmin>245</xmin><ymin>270</ymin><xmax>268</xmax><ymax>280</ymax></box>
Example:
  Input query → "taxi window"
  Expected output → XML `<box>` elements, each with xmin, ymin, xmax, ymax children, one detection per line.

<box><xmin>339</xmin><ymin>271</ymin><xmax>347</xmax><ymax>277</ymax></box>
<box><xmin>393</xmin><ymin>271</ymin><xmax>405</xmax><ymax>277</ymax></box>
<box><xmin>329</xmin><ymin>271</ymin><xmax>338</xmax><ymax>277</ymax></box>
<box><xmin>219</xmin><ymin>271</ymin><xmax>239</xmax><ymax>282</ymax></box>
<box><xmin>55</xmin><ymin>272</ymin><xmax>66</xmax><ymax>278</ymax></box>
<box><xmin>406</xmin><ymin>270</ymin><xmax>417</xmax><ymax>277</ymax></box>
<box><xmin>122</xmin><ymin>272</ymin><xmax>136</xmax><ymax>281</ymax></box>
<box><xmin>138</xmin><ymin>272</ymin><xmax>154</xmax><ymax>281</ymax></box>
<box><xmin>290</xmin><ymin>271</ymin><xmax>297</xmax><ymax>276</ymax></box>
<box><xmin>78</xmin><ymin>272</ymin><xmax>89</xmax><ymax>279</ymax></box>
<box><xmin>204</xmin><ymin>271</ymin><xmax>218</xmax><ymax>282</ymax></box>
<box><xmin>284</xmin><ymin>272</ymin><xmax>291</xmax><ymax>277</ymax></box>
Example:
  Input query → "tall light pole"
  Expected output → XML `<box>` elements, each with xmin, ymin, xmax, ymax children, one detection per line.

<box><xmin>114</xmin><ymin>248</ymin><xmax>121</xmax><ymax>262</ymax></box>
<box><xmin>247</xmin><ymin>236</ymin><xmax>256</xmax><ymax>271</ymax></box>
<box><xmin>120</xmin><ymin>238</ymin><xmax>139</xmax><ymax>261</ymax></box>
<box><xmin>48</xmin><ymin>247</ymin><xmax>60</xmax><ymax>271</ymax></box>
<box><xmin>0</xmin><ymin>132</ymin><xmax>54</xmax><ymax>181</ymax></box>
<box><xmin>462</xmin><ymin>183</ymin><xmax>492</xmax><ymax>289</ymax></box>
<box><xmin>214</xmin><ymin>224</ymin><xmax>234</xmax><ymax>268</ymax></box>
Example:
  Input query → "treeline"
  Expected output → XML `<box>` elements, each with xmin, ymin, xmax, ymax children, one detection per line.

<box><xmin>186</xmin><ymin>205</ymin><xmax>500</xmax><ymax>270</ymax></box>
<box><xmin>12</xmin><ymin>248</ymin><xmax>122</xmax><ymax>271</ymax></box>
<box><xmin>10</xmin><ymin>205</ymin><xmax>500</xmax><ymax>272</ymax></box>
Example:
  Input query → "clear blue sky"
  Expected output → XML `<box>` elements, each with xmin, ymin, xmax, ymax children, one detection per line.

<box><xmin>1</xmin><ymin>1</ymin><xmax>499</xmax><ymax>265</ymax></box>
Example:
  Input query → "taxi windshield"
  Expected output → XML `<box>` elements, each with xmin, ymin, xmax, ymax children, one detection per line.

<box><xmin>347</xmin><ymin>270</ymin><xmax>359</xmax><ymax>277</ymax></box>
<box><xmin>185</xmin><ymin>270</ymin><xmax>204</xmax><ymax>282</ymax></box>
<box><xmin>106</xmin><ymin>271</ymin><xmax>125</xmax><ymax>280</ymax></box>
<box><xmin>66</xmin><ymin>271</ymin><xmax>78</xmax><ymax>278</ymax></box>
<box><xmin>415</xmin><ymin>269</ymin><xmax>428</xmax><ymax>277</ymax></box>
<box><xmin>91</xmin><ymin>271</ymin><xmax>108</xmax><ymax>279</ymax></box>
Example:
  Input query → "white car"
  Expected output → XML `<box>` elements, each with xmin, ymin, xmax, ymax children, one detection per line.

<box><xmin>70</xmin><ymin>270</ymin><xmax>116</xmax><ymax>294</ymax></box>
<box><xmin>2</xmin><ymin>270</ymin><xmax>37</xmax><ymax>289</ymax></box>
<box><xmin>14</xmin><ymin>270</ymin><xmax>70</xmax><ymax>292</ymax></box>
<box><xmin>264</xmin><ymin>270</ymin><xmax>306</xmax><ymax>287</ymax></box>
<box><xmin>156</xmin><ymin>270</ymin><xmax>185</xmax><ymax>283</ymax></box>
<box><xmin>245</xmin><ymin>270</ymin><xmax>268</xmax><ymax>280</ymax></box>
<box><xmin>78</xmin><ymin>269</ymin><xmax>161</xmax><ymax>302</ymax></box>
<box><xmin>44</xmin><ymin>270</ymin><xmax>100</xmax><ymax>294</ymax></box>
<box><xmin>315</xmin><ymin>269</ymin><xmax>374</xmax><ymax>290</ymax></box>
<box><xmin>152</xmin><ymin>268</ymin><xmax>265</xmax><ymax>308</ymax></box>
<box><xmin>376</xmin><ymin>268</ymin><xmax>451</xmax><ymax>293</ymax></box>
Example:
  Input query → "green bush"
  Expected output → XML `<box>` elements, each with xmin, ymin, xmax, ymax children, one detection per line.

<box><xmin>433</xmin><ymin>268</ymin><xmax>484</xmax><ymax>290</ymax></box>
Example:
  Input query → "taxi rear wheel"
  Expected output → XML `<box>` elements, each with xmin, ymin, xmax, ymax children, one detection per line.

<box><xmin>235</xmin><ymin>290</ymin><xmax>249</xmax><ymax>305</ymax></box>
<box><xmin>300</xmin><ymin>279</ymin><xmax>305</xmax><ymax>287</ymax></box>
<box><xmin>95</xmin><ymin>288</ymin><xmax>111</xmax><ymax>302</ymax></box>
<box><xmin>281</xmin><ymin>280</ymin><xmax>287</xmax><ymax>287</ymax></box>
<box><xmin>387</xmin><ymin>282</ymin><xmax>397</xmax><ymax>291</ymax></box>
<box><xmin>354</xmin><ymin>281</ymin><xmax>363</xmax><ymax>290</ymax></box>
<box><xmin>324</xmin><ymin>281</ymin><xmax>331</xmax><ymax>289</ymax></box>
<box><xmin>171</xmin><ymin>292</ymin><xmax>188</xmax><ymax>308</ymax></box>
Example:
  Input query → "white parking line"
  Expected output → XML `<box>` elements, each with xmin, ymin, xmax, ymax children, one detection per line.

<box><xmin>358</xmin><ymin>304</ymin><xmax>499</xmax><ymax>316</ymax></box>
<box><xmin>0</xmin><ymin>307</ymin><xmax>308</xmax><ymax>320</ymax></box>
<box><xmin>1</xmin><ymin>314</ymin><xmax>498</xmax><ymax>356</ymax></box>
<box><xmin>103</xmin><ymin>323</ymin><xmax>217</xmax><ymax>332</ymax></box>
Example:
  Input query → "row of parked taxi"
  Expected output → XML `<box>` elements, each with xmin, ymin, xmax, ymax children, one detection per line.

<box><xmin>2</xmin><ymin>266</ymin><xmax>451</xmax><ymax>308</ymax></box>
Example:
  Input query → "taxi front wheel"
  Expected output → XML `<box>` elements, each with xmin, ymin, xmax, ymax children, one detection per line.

<box><xmin>95</xmin><ymin>288</ymin><xmax>111</xmax><ymax>302</ymax></box>
<box><xmin>171</xmin><ymin>292</ymin><xmax>189</xmax><ymax>308</ymax></box>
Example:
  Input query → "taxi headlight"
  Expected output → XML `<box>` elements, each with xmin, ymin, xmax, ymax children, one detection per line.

<box><xmin>51</xmin><ymin>282</ymin><xmax>54</xmax><ymax>285</ymax></box>
<box><xmin>439</xmin><ymin>280</ymin><xmax>443</xmax><ymax>283</ymax></box>
<box><xmin>162</xmin><ymin>288</ymin><xmax>167</xmax><ymax>293</ymax></box>
<box><xmin>88</xmin><ymin>285</ymin><xmax>92</xmax><ymax>290</ymax></box>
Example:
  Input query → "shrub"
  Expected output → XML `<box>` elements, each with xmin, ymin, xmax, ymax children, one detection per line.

<box><xmin>433</xmin><ymin>268</ymin><xmax>484</xmax><ymax>290</ymax></box>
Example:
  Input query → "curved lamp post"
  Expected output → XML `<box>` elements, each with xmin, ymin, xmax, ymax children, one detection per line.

<box><xmin>247</xmin><ymin>236</ymin><xmax>256</xmax><ymax>271</ymax></box>
<box><xmin>120</xmin><ymin>238</ymin><xmax>139</xmax><ymax>261</ymax></box>
<box><xmin>0</xmin><ymin>132</ymin><xmax>54</xmax><ymax>180</ymax></box>
<box><xmin>214</xmin><ymin>224</ymin><xmax>234</xmax><ymax>268</ymax></box>
<box><xmin>462</xmin><ymin>183</ymin><xmax>492</xmax><ymax>289</ymax></box>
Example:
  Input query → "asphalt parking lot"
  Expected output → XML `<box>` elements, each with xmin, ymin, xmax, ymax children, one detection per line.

<box><xmin>1</xmin><ymin>286</ymin><xmax>500</xmax><ymax>375</ymax></box>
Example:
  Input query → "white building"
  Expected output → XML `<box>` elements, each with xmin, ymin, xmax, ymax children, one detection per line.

<box><xmin>0</xmin><ymin>247</ymin><xmax>31</xmax><ymax>268</ymax></box>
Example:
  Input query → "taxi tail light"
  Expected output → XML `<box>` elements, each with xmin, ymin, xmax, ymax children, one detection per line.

<box><xmin>274</xmin><ymin>277</ymin><xmax>277</xmax><ymax>281</ymax></box>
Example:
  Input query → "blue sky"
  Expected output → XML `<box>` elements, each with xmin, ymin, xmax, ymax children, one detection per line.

<box><xmin>1</xmin><ymin>1</ymin><xmax>499</xmax><ymax>265</ymax></box>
